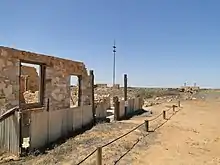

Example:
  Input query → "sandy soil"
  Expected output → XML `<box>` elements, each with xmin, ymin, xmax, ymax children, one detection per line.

<box><xmin>2</xmin><ymin>100</ymin><xmax>220</xmax><ymax>165</ymax></box>
<box><xmin>119</xmin><ymin>100</ymin><xmax>220</xmax><ymax>165</ymax></box>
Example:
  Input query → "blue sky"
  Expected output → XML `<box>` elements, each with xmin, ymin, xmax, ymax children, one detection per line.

<box><xmin>0</xmin><ymin>0</ymin><xmax>220</xmax><ymax>88</ymax></box>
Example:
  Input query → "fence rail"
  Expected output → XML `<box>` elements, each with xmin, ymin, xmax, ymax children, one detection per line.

<box><xmin>0</xmin><ymin>106</ymin><xmax>19</xmax><ymax>122</ymax></box>
<box><xmin>76</xmin><ymin>102</ymin><xmax>182</xmax><ymax>165</ymax></box>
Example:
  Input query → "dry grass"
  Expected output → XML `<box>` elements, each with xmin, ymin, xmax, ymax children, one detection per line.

<box><xmin>2</xmin><ymin>92</ymin><xmax>220</xmax><ymax>165</ymax></box>
<box><xmin>2</xmin><ymin>122</ymin><xmax>146</xmax><ymax>165</ymax></box>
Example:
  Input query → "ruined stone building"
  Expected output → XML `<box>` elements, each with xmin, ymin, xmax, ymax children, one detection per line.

<box><xmin>0</xmin><ymin>46</ymin><xmax>92</xmax><ymax>113</ymax></box>
<box><xmin>0</xmin><ymin>46</ymin><xmax>95</xmax><ymax>155</ymax></box>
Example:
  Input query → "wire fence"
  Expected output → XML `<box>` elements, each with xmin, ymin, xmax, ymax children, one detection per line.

<box><xmin>148</xmin><ymin>110</ymin><xmax>164</xmax><ymax>121</ymax></box>
<box><xmin>76</xmin><ymin>102</ymin><xmax>182</xmax><ymax>165</ymax></box>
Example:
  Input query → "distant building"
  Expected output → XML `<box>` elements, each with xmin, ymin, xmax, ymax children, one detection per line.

<box><xmin>95</xmin><ymin>84</ymin><xmax>108</xmax><ymax>88</ymax></box>
<box><xmin>113</xmin><ymin>84</ymin><xmax>120</xmax><ymax>89</ymax></box>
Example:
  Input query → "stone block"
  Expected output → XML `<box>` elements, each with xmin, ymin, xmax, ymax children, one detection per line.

<box><xmin>0</xmin><ymin>98</ymin><xmax>6</xmax><ymax>106</ymax></box>
<box><xmin>2</xmin><ymin>66</ymin><xmax>18</xmax><ymax>82</ymax></box>
<box><xmin>6</xmin><ymin>60</ymin><xmax>13</xmax><ymax>66</ymax></box>
<box><xmin>0</xmin><ymin>49</ymin><xmax>8</xmax><ymax>57</ymax></box>
<box><xmin>3</xmin><ymin>84</ymin><xmax>13</xmax><ymax>98</ymax></box>
<box><xmin>0</xmin><ymin>59</ymin><xmax>5</xmax><ymax>71</ymax></box>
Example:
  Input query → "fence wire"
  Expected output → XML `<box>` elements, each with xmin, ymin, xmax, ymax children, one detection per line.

<box><xmin>76</xmin><ymin>104</ymin><xmax>181</xmax><ymax>165</ymax></box>
<box><xmin>76</xmin><ymin>149</ymin><xmax>98</xmax><ymax>165</ymax></box>
<box><xmin>148</xmin><ymin>107</ymin><xmax>171</xmax><ymax>121</ymax></box>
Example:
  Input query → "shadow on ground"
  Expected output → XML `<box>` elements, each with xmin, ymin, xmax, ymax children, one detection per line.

<box><xmin>123</xmin><ymin>109</ymin><xmax>149</xmax><ymax>120</ymax></box>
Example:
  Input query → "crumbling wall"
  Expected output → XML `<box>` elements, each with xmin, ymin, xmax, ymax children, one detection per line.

<box><xmin>70</xmin><ymin>86</ymin><xmax>78</xmax><ymax>107</ymax></box>
<box><xmin>113</xmin><ymin>84</ymin><xmax>120</xmax><ymax>89</ymax></box>
<box><xmin>19</xmin><ymin>66</ymin><xmax>40</xmax><ymax>104</ymax></box>
<box><xmin>20</xmin><ymin>65</ymin><xmax>39</xmax><ymax>92</ymax></box>
<box><xmin>0</xmin><ymin>46</ymin><xmax>92</xmax><ymax>113</ymax></box>
<box><xmin>95</xmin><ymin>84</ymin><xmax>108</xmax><ymax>88</ymax></box>
<box><xmin>0</xmin><ymin>50</ymin><xmax>19</xmax><ymax>114</ymax></box>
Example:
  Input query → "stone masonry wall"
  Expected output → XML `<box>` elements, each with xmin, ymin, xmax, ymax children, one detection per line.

<box><xmin>0</xmin><ymin>52</ymin><xmax>19</xmax><ymax>114</ymax></box>
<box><xmin>0</xmin><ymin>46</ymin><xmax>92</xmax><ymax>113</ymax></box>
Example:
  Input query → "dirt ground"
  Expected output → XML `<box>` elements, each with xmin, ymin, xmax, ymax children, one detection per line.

<box><xmin>2</xmin><ymin>99</ymin><xmax>220</xmax><ymax>165</ymax></box>
<box><xmin>122</xmin><ymin>100</ymin><xmax>220</xmax><ymax>165</ymax></box>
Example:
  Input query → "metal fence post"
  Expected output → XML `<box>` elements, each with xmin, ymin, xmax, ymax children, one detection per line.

<box><xmin>145</xmin><ymin>120</ymin><xmax>149</xmax><ymax>132</ymax></box>
<box><xmin>96</xmin><ymin>146</ymin><xmax>102</xmax><ymax>165</ymax></box>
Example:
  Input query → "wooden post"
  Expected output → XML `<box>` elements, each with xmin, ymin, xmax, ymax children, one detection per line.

<box><xmin>18</xmin><ymin>110</ymin><xmax>23</xmax><ymax>155</ymax></box>
<box><xmin>96</xmin><ymin>146</ymin><xmax>102</xmax><ymax>165</ymax></box>
<box><xmin>78</xmin><ymin>75</ymin><xmax>82</xmax><ymax>106</ymax></box>
<box><xmin>172</xmin><ymin>105</ymin><xmax>175</xmax><ymax>112</ymax></box>
<box><xmin>24</xmin><ymin>76</ymin><xmax>28</xmax><ymax>92</ymax></box>
<box><xmin>46</xmin><ymin>98</ymin><xmax>50</xmax><ymax>144</ymax></box>
<box><xmin>178</xmin><ymin>100</ymin><xmax>180</xmax><ymax>107</ymax></box>
<box><xmin>113</xmin><ymin>96</ymin><xmax>120</xmax><ymax>121</ymax></box>
<box><xmin>40</xmin><ymin>64</ymin><xmax>46</xmax><ymax>105</ymax></box>
<box><xmin>18</xmin><ymin>60</ymin><xmax>21</xmax><ymax>108</ymax></box>
<box><xmin>124</xmin><ymin>74</ymin><xmax>128</xmax><ymax>118</ymax></box>
<box><xmin>90</xmin><ymin>70</ymin><xmax>95</xmax><ymax>122</ymax></box>
<box><xmin>18</xmin><ymin>60</ymin><xmax>23</xmax><ymax>156</ymax></box>
<box><xmin>163</xmin><ymin>110</ymin><xmax>166</xmax><ymax>120</ymax></box>
<box><xmin>145</xmin><ymin>120</ymin><xmax>149</xmax><ymax>132</ymax></box>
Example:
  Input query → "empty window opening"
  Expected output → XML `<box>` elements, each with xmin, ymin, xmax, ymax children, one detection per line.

<box><xmin>70</xmin><ymin>75</ymin><xmax>80</xmax><ymax>107</ymax></box>
<box><xmin>20</xmin><ymin>62</ymin><xmax>42</xmax><ymax>105</ymax></box>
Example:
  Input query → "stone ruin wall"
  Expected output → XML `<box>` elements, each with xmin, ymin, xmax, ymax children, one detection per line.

<box><xmin>70</xmin><ymin>85</ymin><xmax>79</xmax><ymax>107</ymax></box>
<box><xmin>19</xmin><ymin>66</ymin><xmax>40</xmax><ymax>104</ymax></box>
<box><xmin>95</xmin><ymin>84</ymin><xmax>108</xmax><ymax>88</ymax></box>
<box><xmin>0</xmin><ymin>46</ymin><xmax>92</xmax><ymax>113</ymax></box>
<box><xmin>20</xmin><ymin>65</ymin><xmax>39</xmax><ymax>92</ymax></box>
<box><xmin>112</xmin><ymin>84</ymin><xmax>120</xmax><ymax>89</ymax></box>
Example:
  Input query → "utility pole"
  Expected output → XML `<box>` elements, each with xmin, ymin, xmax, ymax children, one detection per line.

<box><xmin>113</xmin><ymin>40</ymin><xmax>116</xmax><ymax>86</ymax></box>
<box><xmin>124</xmin><ymin>74</ymin><xmax>128</xmax><ymax>118</ymax></box>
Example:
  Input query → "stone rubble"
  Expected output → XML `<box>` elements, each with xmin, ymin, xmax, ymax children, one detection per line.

<box><xmin>22</xmin><ymin>86</ymin><xmax>197</xmax><ymax>108</ymax></box>
<box><xmin>23</xmin><ymin>90</ymin><xmax>39</xmax><ymax>104</ymax></box>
